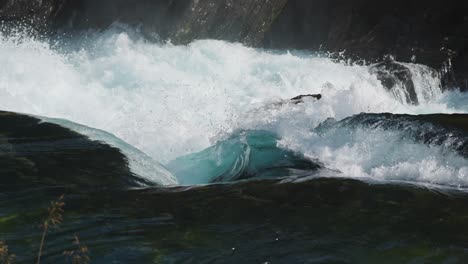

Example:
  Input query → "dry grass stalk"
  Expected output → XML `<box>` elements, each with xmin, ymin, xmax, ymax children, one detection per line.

<box><xmin>63</xmin><ymin>235</ymin><xmax>90</xmax><ymax>264</ymax></box>
<box><xmin>37</xmin><ymin>195</ymin><xmax>65</xmax><ymax>264</ymax></box>
<box><xmin>2</xmin><ymin>195</ymin><xmax>90</xmax><ymax>264</ymax></box>
<box><xmin>0</xmin><ymin>240</ymin><xmax>15</xmax><ymax>264</ymax></box>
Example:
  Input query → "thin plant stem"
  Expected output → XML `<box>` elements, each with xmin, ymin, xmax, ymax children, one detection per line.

<box><xmin>36</xmin><ymin>224</ymin><xmax>48</xmax><ymax>264</ymax></box>
<box><xmin>0</xmin><ymin>240</ymin><xmax>15</xmax><ymax>264</ymax></box>
<box><xmin>36</xmin><ymin>195</ymin><xmax>65</xmax><ymax>264</ymax></box>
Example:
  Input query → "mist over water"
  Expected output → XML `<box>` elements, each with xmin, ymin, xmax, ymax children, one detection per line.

<box><xmin>2</xmin><ymin>26</ymin><xmax>468</xmax><ymax>187</ymax></box>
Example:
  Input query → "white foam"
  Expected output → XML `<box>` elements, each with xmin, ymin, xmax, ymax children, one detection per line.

<box><xmin>276</xmin><ymin>127</ymin><xmax>468</xmax><ymax>188</ymax></box>
<box><xmin>402</xmin><ymin>62</ymin><xmax>442</xmax><ymax>102</ymax></box>
<box><xmin>1</xmin><ymin>27</ymin><xmax>467</xmax><ymax>186</ymax></box>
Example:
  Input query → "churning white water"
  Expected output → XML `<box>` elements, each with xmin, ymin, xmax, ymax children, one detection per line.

<box><xmin>1</xmin><ymin>27</ymin><xmax>468</xmax><ymax>186</ymax></box>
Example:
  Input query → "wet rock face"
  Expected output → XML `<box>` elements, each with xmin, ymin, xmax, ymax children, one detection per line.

<box><xmin>0</xmin><ymin>111</ymin><xmax>150</xmax><ymax>189</ymax></box>
<box><xmin>26</xmin><ymin>0</ymin><xmax>288</xmax><ymax>46</ymax></box>
<box><xmin>167</xmin><ymin>0</ymin><xmax>288</xmax><ymax>46</ymax></box>
<box><xmin>369</xmin><ymin>60</ymin><xmax>419</xmax><ymax>105</ymax></box>
<box><xmin>52</xmin><ymin>0</ymin><xmax>186</xmax><ymax>40</ymax></box>
<box><xmin>0</xmin><ymin>0</ymin><xmax>67</xmax><ymax>23</ymax></box>
<box><xmin>0</xmin><ymin>0</ymin><xmax>285</xmax><ymax>45</ymax></box>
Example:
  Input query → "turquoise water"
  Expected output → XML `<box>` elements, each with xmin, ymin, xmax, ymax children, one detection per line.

<box><xmin>167</xmin><ymin>130</ymin><xmax>321</xmax><ymax>185</ymax></box>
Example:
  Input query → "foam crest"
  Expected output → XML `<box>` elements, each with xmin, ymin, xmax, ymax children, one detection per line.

<box><xmin>276</xmin><ymin>125</ymin><xmax>468</xmax><ymax>188</ymax></box>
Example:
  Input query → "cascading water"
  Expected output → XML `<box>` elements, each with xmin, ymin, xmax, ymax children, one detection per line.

<box><xmin>402</xmin><ymin>62</ymin><xmax>443</xmax><ymax>102</ymax></box>
<box><xmin>1</xmin><ymin>26</ymin><xmax>468</xmax><ymax>188</ymax></box>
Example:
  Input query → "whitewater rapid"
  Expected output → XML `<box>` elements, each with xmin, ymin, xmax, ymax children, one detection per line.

<box><xmin>2</xmin><ymin>27</ymin><xmax>468</xmax><ymax>187</ymax></box>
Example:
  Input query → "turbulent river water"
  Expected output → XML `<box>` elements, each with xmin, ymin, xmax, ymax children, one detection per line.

<box><xmin>2</xmin><ymin>27</ymin><xmax>468</xmax><ymax>187</ymax></box>
<box><xmin>3</xmin><ymin>26</ymin><xmax>468</xmax><ymax>263</ymax></box>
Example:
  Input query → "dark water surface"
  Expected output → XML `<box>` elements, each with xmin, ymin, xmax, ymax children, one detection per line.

<box><xmin>2</xmin><ymin>112</ymin><xmax>468</xmax><ymax>263</ymax></box>
<box><xmin>2</xmin><ymin>178</ymin><xmax>468</xmax><ymax>264</ymax></box>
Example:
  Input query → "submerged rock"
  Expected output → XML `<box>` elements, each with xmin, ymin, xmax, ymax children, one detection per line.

<box><xmin>316</xmin><ymin>112</ymin><xmax>468</xmax><ymax>159</ymax></box>
<box><xmin>0</xmin><ymin>111</ymin><xmax>153</xmax><ymax>189</ymax></box>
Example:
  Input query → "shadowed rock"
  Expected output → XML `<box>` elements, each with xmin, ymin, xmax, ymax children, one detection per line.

<box><xmin>0</xmin><ymin>0</ymin><xmax>288</xmax><ymax>46</ymax></box>
<box><xmin>0</xmin><ymin>111</ymin><xmax>152</xmax><ymax>189</ymax></box>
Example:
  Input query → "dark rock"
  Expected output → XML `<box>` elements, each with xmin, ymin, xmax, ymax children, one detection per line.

<box><xmin>10</xmin><ymin>0</ymin><xmax>288</xmax><ymax>46</ymax></box>
<box><xmin>0</xmin><ymin>0</ymin><xmax>68</xmax><ymax>31</ymax></box>
<box><xmin>290</xmin><ymin>94</ymin><xmax>322</xmax><ymax>104</ymax></box>
<box><xmin>52</xmin><ymin>0</ymin><xmax>187</xmax><ymax>40</ymax></box>
<box><xmin>166</xmin><ymin>0</ymin><xmax>288</xmax><ymax>46</ymax></box>
<box><xmin>369</xmin><ymin>59</ymin><xmax>419</xmax><ymax>104</ymax></box>
<box><xmin>0</xmin><ymin>111</ymin><xmax>152</xmax><ymax>189</ymax></box>
<box><xmin>317</xmin><ymin>112</ymin><xmax>468</xmax><ymax>159</ymax></box>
